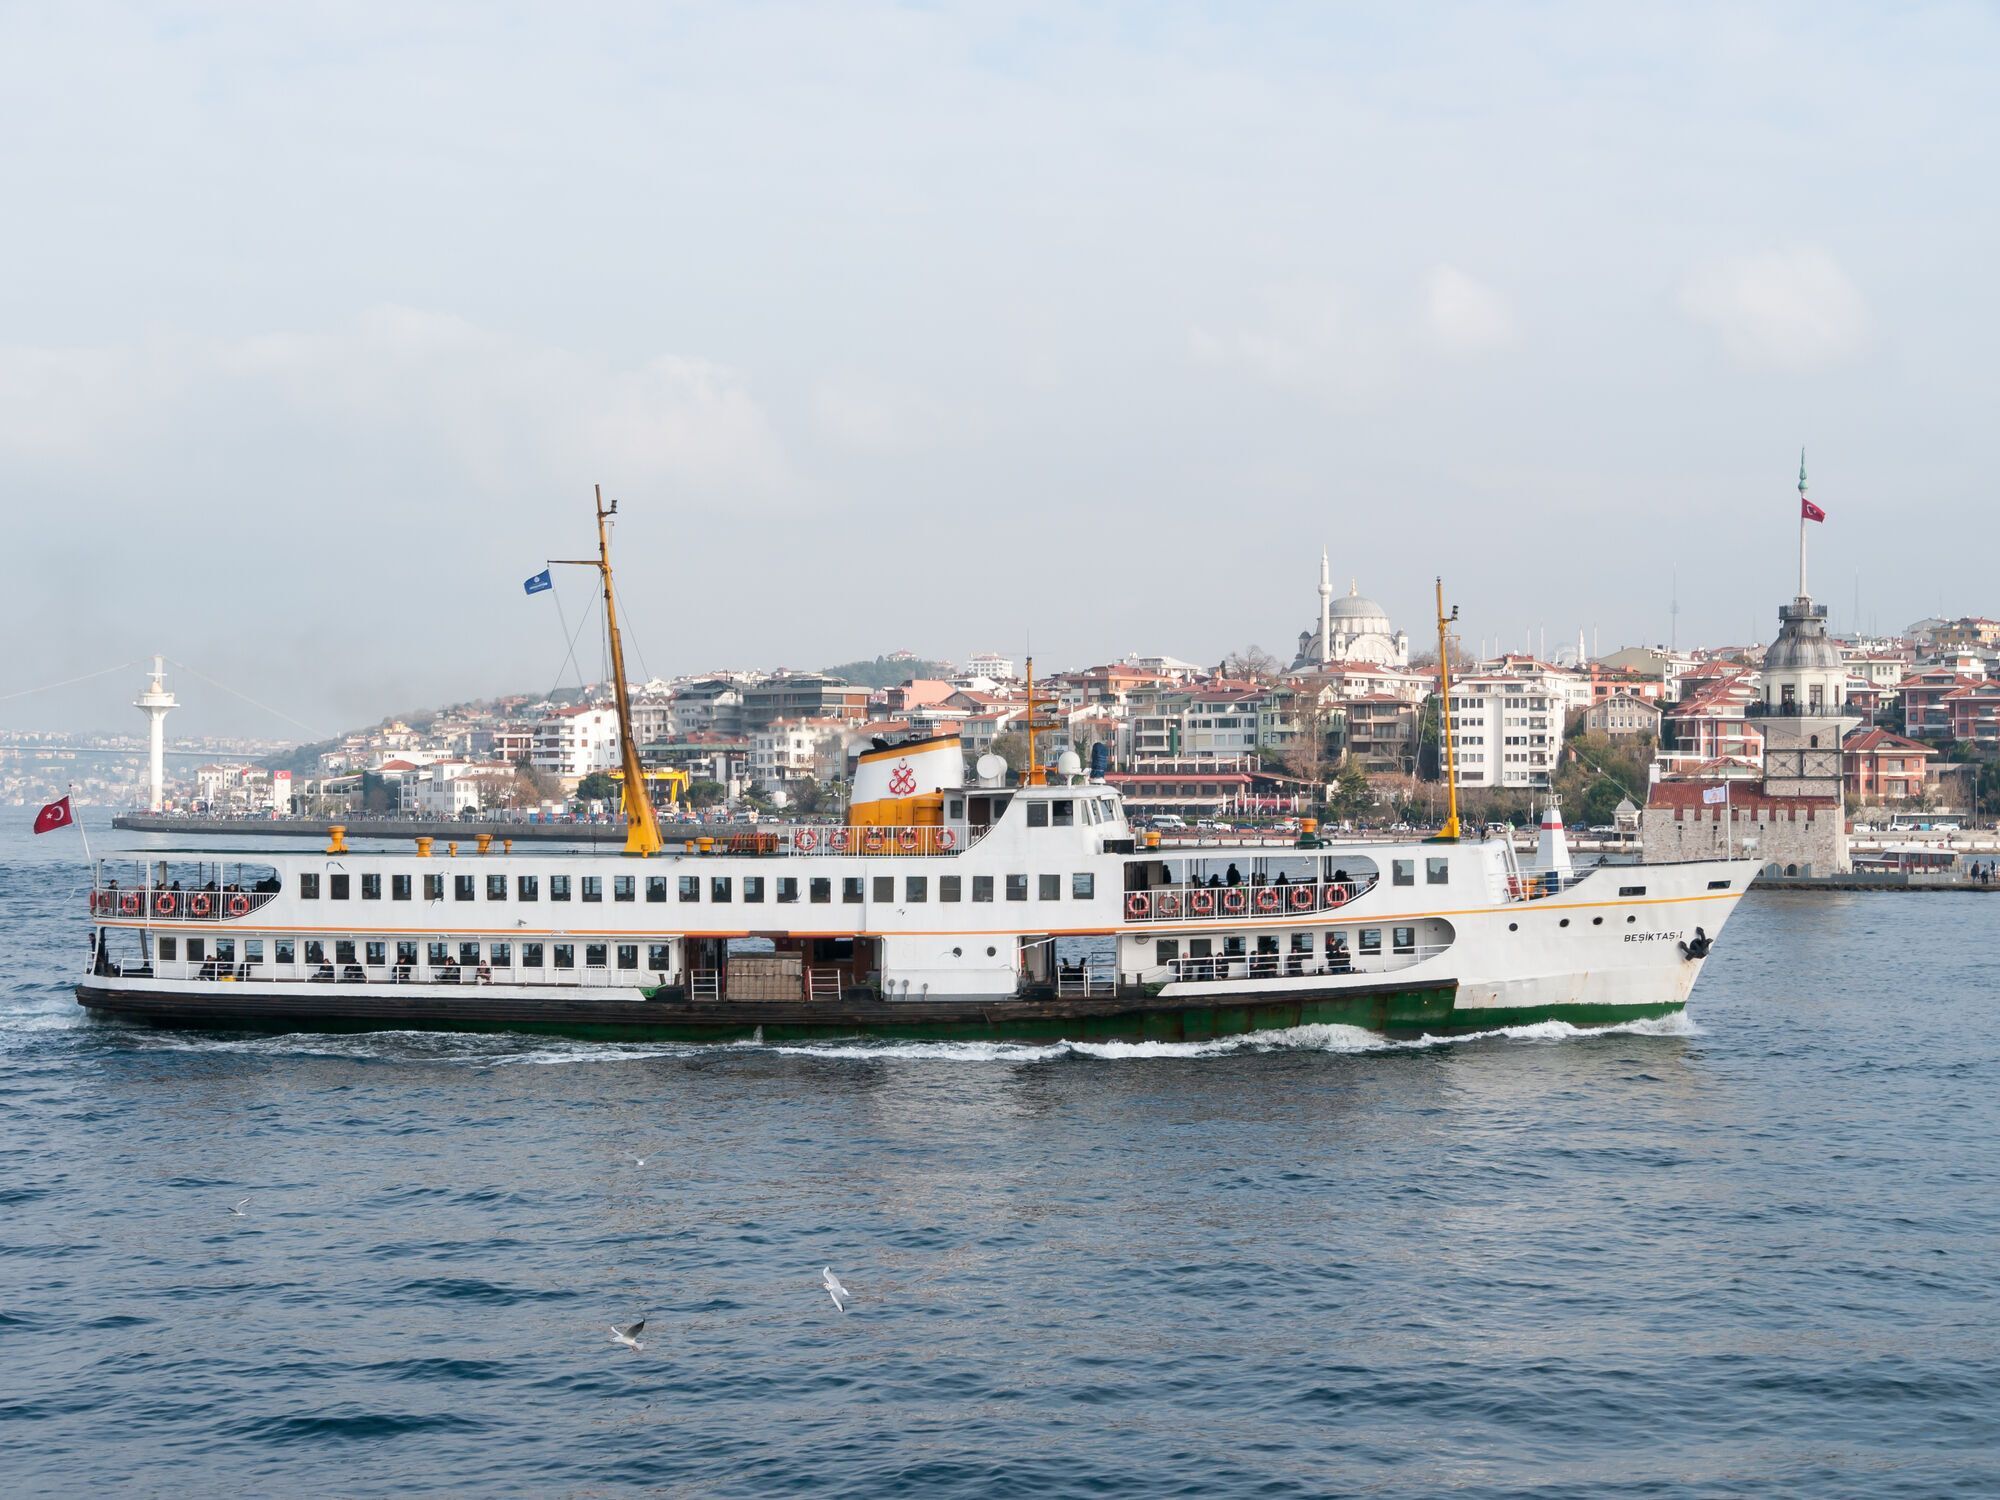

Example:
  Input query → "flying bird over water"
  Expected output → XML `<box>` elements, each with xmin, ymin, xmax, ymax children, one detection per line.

<box><xmin>623</xmin><ymin>1152</ymin><xmax>648</xmax><ymax>1167</ymax></box>
<box><xmin>822</xmin><ymin>1268</ymin><xmax>850</xmax><ymax>1313</ymax></box>
<box><xmin>610</xmin><ymin>1319</ymin><xmax>646</xmax><ymax>1351</ymax></box>
<box><xmin>226</xmin><ymin>1198</ymin><xmax>249</xmax><ymax>1217</ymax></box>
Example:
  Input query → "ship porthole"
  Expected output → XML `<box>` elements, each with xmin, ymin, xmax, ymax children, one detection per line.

<box><xmin>1592</xmin><ymin>916</ymin><xmax>1603</xmax><ymax>926</ymax></box>
<box><xmin>1507</xmin><ymin>922</ymin><xmax>1518</xmax><ymax>932</ymax></box>
<box><xmin>952</xmin><ymin>946</ymin><xmax>962</xmax><ymax>957</ymax></box>
<box><xmin>1559</xmin><ymin>918</ymin><xmax>1570</xmax><ymax>928</ymax></box>
<box><xmin>1627</xmin><ymin>915</ymin><xmax>1637</xmax><ymax>924</ymax></box>
<box><xmin>987</xmin><ymin>946</ymin><xmax>997</xmax><ymax>957</ymax></box>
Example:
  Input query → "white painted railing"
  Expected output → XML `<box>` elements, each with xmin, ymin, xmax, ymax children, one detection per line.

<box><xmin>1121</xmin><ymin>878</ymin><xmax>1375</xmax><ymax>924</ymax></box>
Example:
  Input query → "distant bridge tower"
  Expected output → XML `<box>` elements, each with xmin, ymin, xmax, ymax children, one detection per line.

<box><xmin>134</xmin><ymin>656</ymin><xmax>177</xmax><ymax>811</ymax></box>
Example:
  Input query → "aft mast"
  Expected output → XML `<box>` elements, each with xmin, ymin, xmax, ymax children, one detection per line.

<box><xmin>553</xmin><ymin>486</ymin><xmax>664</xmax><ymax>856</ymax></box>
<box><xmin>1434</xmin><ymin>577</ymin><xmax>1462</xmax><ymax>841</ymax></box>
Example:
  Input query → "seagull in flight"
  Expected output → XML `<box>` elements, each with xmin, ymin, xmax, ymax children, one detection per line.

<box><xmin>822</xmin><ymin>1268</ymin><xmax>850</xmax><ymax>1314</ymax></box>
<box><xmin>623</xmin><ymin>1152</ymin><xmax>648</xmax><ymax>1167</ymax></box>
<box><xmin>226</xmin><ymin>1198</ymin><xmax>250</xmax><ymax>1217</ymax></box>
<box><xmin>610</xmin><ymin>1318</ymin><xmax>646</xmax><ymax>1352</ymax></box>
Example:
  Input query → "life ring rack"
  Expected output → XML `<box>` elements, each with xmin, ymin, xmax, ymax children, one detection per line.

<box><xmin>1254</xmin><ymin>887</ymin><xmax>1281</xmax><ymax>913</ymax></box>
<box><xmin>1289</xmin><ymin>885</ymin><xmax>1315</xmax><ymax>911</ymax></box>
<box><xmin>1221</xmin><ymin>887</ymin><xmax>1247</xmax><ymax>916</ymax></box>
<box><xmin>227</xmin><ymin>893</ymin><xmax>251</xmax><ymax>917</ymax></box>
<box><xmin>1189</xmin><ymin>889</ymin><xmax>1216</xmax><ymax>916</ymax></box>
<box><xmin>795</xmin><ymin>828</ymin><xmax>818</xmax><ymax>852</ymax></box>
<box><xmin>1125</xmin><ymin>892</ymin><xmax>1150</xmax><ymax>920</ymax></box>
<box><xmin>188</xmin><ymin>892</ymin><xmax>213</xmax><ymax>918</ymax></box>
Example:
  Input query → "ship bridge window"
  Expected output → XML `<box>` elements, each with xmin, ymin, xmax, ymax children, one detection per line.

<box><xmin>906</xmin><ymin>876</ymin><xmax>927</xmax><ymax>902</ymax></box>
<box><xmin>711</xmin><ymin>877</ymin><xmax>732</xmax><ymax>903</ymax></box>
<box><xmin>679</xmin><ymin>875</ymin><xmax>699</xmax><ymax>902</ymax></box>
<box><xmin>1028</xmin><ymin>803</ymin><xmax>1049</xmax><ymax>828</ymax></box>
<box><xmin>1427</xmin><ymin>858</ymin><xmax>1449</xmax><ymax>885</ymax></box>
<box><xmin>1006</xmin><ymin>874</ymin><xmax>1029</xmax><ymax>901</ymax></box>
<box><xmin>454</xmin><ymin>875</ymin><xmax>474</xmax><ymax>901</ymax></box>
<box><xmin>393</xmin><ymin>874</ymin><xmax>411</xmax><ymax>901</ymax></box>
<box><xmin>330</xmin><ymin>874</ymin><xmax>349</xmax><ymax>900</ymax></box>
<box><xmin>1073</xmin><ymin>873</ymin><xmax>1095</xmax><ymax>899</ymax></box>
<box><xmin>551</xmin><ymin>875</ymin><xmax>572</xmax><ymax>901</ymax></box>
<box><xmin>487</xmin><ymin>874</ymin><xmax>506</xmax><ymax>900</ymax></box>
<box><xmin>1039</xmin><ymin>874</ymin><xmax>1060</xmax><ymax>900</ymax></box>
<box><xmin>362</xmin><ymin>874</ymin><xmax>381</xmax><ymax>900</ymax></box>
<box><xmin>614</xmin><ymin>876</ymin><xmax>635</xmax><ymax>903</ymax></box>
<box><xmin>744</xmin><ymin>876</ymin><xmax>765</xmax><ymax>903</ymax></box>
<box><xmin>842</xmin><ymin>878</ymin><xmax>863</xmax><ymax>904</ymax></box>
<box><xmin>518</xmin><ymin>876</ymin><xmax>539</xmax><ymax>901</ymax></box>
<box><xmin>582</xmin><ymin>876</ymin><xmax>602</xmax><ymax>903</ymax></box>
<box><xmin>300</xmin><ymin>874</ymin><xmax>320</xmax><ymax>899</ymax></box>
<box><xmin>1392</xmin><ymin>860</ymin><xmax>1415</xmax><ymax>886</ymax></box>
<box><xmin>941</xmin><ymin>875</ymin><xmax>962</xmax><ymax>902</ymax></box>
<box><xmin>646</xmin><ymin>876</ymin><xmax>667</xmax><ymax>903</ymax></box>
<box><xmin>778</xmin><ymin>877</ymin><xmax>799</xmax><ymax>904</ymax></box>
<box><xmin>873</xmin><ymin>875</ymin><xmax>893</xmax><ymax>902</ymax></box>
<box><xmin>973</xmin><ymin>876</ymin><xmax>994</xmax><ymax>903</ymax></box>
<box><xmin>1053</xmin><ymin>800</ymin><xmax>1074</xmax><ymax>827</ymax></box>
<box><xmin>425</xmin><ymin>874</ymin><xmax>444</xmax><ymax>901</ymax></box>
<box><xmin>810</xmin><ymin>877</ymin><xmax>831</xmax><ymax>903</ymax></box>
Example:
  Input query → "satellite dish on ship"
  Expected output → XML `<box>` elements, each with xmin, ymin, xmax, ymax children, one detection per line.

<box><xmin>1056</xmin><ymin>750</ymin><xmax>1083</xmax><ymax>781</ymax></box>
<box><xmin>975</xmin><ymin>753</ymin><xmax>1007</xmax><ymax>785</ymax></box>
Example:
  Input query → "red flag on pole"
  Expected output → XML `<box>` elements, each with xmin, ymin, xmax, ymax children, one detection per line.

<box><xmin>33</xmin><ymin>795</ymin><xmax>73</xmax><ymax>834</ymax></box>
<box><xmin>1801</xmin><ymin>496</ymin><xmax>1826</xmax><ymax>523</ymax></box>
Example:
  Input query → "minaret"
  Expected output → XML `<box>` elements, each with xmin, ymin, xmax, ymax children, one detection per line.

<box><xmin>1317</xmin><ymin>548</ymin><xmax>1333</xmax><ymax>664</ymax></box>
<box><xmin>134</xmin><ymin>656</ymin><xmax>176</xmax><ymax>811</ymax></box>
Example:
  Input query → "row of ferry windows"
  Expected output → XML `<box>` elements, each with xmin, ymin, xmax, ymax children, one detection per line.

<box><xmin>157</xmin><ymin>935</ymin><xmax>668</xmax><ymax>970</ymax></box>
<box><xmin>1023</xmin><ymin>797</ymin><xmax>1117</xmax><ymax>828</ymax></box>
<box><xmin>1156</xmin><ymin>927</ymin><xmax>1420</xmax><ymax>960</ymax></box>
<box><xmin>299</xmin><ymin>871</ymin><xmax>1100</xmax><ymax>904</ymax></box>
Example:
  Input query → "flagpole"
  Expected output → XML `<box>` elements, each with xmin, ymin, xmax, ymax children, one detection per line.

<box><xmin>69</xmin><ymin>782</ymin><xmax>93</xmax><ymax>865</ymax></box>
<box><xmin>1797</xmin><ymin>447</ymin><xmax>1808</xmax><ymax>599</ymax></box>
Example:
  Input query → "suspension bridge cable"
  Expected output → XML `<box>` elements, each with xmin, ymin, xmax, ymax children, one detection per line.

<box><xmin>0</xmin><ymin>661</ymin><xmax>137</xmax><ymax>704</ymax></box>
<box><xmin>165</xmin><ymin>659</ymin><xmax>329</xmax><ymax>741</ymax></box>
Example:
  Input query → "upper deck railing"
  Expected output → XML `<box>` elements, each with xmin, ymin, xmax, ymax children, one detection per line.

<box><xmin>1122</xmin><ymin>877</ymin><xmax>1376</xmax><ymax>924</ymax></box>
<box><xmin>90</xmin><ymin>887</ymin><xmax>279</xmax><ymax>922</ymax></box>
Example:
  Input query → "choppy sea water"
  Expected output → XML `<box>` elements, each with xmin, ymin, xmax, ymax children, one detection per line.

<box><xmin>3</xmin><ymin>826</ymin><xmax>1998</xmax><ymax>1497</ymax></box>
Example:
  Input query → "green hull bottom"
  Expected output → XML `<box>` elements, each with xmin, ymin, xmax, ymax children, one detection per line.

<box><xmin>77</xmin><ymin>982</ymin><xmax>1685</xmax><ymax>1046</ymax></box>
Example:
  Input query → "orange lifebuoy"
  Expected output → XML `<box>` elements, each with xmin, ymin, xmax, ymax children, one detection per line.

<box><xmin>1289</xmin><ymin>885</ymin><xmax>1314</xmax><ymax>911</ymax></box>
<box><xmin>862</xmin><ymin>830</ymin><xmax>887</xmax><ymax>853</ymax></box>
<box><xmin>796</xmin><ymin>828</ymin><xmax>818</xmax><ymax>852</ymax></box>
<box><xmin>897</xmin><ymin>828</ymin><xmax>919</xmax><ymax>851</ymax></box>
<box><xmin>1254</xmin><ymin>887</ymin><xmax>1280</xmax><ymax>913</ymax></box>
<box><xmin>154</xmin><ymin>892</ymin><xmax>177</xmax><ymax>916</ymax></box>
<box><xmin>828</xmin><ymin>829</ymin><xmax>849</xmax><ymax>852</ymax></box>
<box><xmin>188</xmin><ymin>892</ymin><xmax>213</xmax><ymax>917</ymax></box>
<box><xmin>120</xmin><ymin>891</ymin><xmax>141</xmax><ymax>916</ymax></box>
<box><xmin>1126</xmin><ymin>892</ymin><xmax>1150</xmax><ymax>919</ymax></box>
<box><xmin>1190</xmin><ymin>889</ymin><xmax>1216</xmax><ymax>916</ymax></box>
<box><xmin>1221</xmin><ymin>887</ymin><xmax>1246</xmax><ymax>916</ymax></box>
<box><xmin>936</xmin><ymin>828</ymin><xmax>956</xmax><ymax>850</ymax></box>
<box><xmin>227</xmin><ymin>893</ymin><xmax>251</xmax><ymax>917</ymax></box>
<box><xmin>1156</xmin><ymin>892</ymin><xmax>1182</xmax><ymax>919</ymax></box>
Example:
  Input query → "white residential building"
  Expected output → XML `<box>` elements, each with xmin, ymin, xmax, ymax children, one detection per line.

<box><xmin>531</xmin><ymin>706</ymin><xmax>622</xmax><ymax>779</ymax></box>
<box><xmin>1447</xmin><ymin>673</ymin><xmax>1562</xmax><ymax>790</ymax></box>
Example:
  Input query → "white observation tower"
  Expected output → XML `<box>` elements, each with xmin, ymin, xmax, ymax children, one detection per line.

<box><xmin>134</xmin><ymin>656</ymin><xmax>177</xmax><ymax>811</ymax></box>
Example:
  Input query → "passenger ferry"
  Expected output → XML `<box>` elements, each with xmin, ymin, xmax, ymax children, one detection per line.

<box><xmin>75</xmin><ymin>496</ymin><xmax>1758</xmax><ymax>1044</ymax></box>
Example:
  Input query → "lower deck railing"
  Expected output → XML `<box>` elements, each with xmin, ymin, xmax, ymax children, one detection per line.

<box><xmin>1157</xmin><ymin>940</ymin><xmax>1450</xmax><ymax>984</ymax></box>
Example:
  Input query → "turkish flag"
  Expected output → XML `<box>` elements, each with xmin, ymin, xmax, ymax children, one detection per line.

<box><xmin>1801</xmin><ymin>496</ymin><xmax>1827</xmax><ymax>523</ymax></box>
<box><xmin>33</xmin><ymin>795</ymin><xmax>73</xmax><ymax>834</ymax></box>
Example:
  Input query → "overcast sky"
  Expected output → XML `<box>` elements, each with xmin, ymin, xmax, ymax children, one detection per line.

<box><xmin>3</xmin><ymin>2</ymin><xmax>1995</xmax><ymax>737</ymax></box>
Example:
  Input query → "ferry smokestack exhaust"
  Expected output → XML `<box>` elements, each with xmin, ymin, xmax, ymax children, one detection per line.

<box><xmin>1533</xmin><ymin>798</ymin><xmax>1574</xmax><ymax>882</ymax></box>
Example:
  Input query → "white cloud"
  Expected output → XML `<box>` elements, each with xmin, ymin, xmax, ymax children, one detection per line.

<box><xmin>1189</xmin><ymin>281</ymin><xmax>1385</xmax><ymax>405</ymax></box>
<box><xmin>810</xmin><ymin>373</ymin><xmax>980</xmax><ymax>455</ymax></box>
<box><xmin>1678</xmin><ymin>248</ymin><xmax>1871</xmax><ymax>371</ymax></box>
<box><xmin>1421</xmin><ymin>266</ymin><xmax>1515</xmax><ymax>354</ymax></box>
<box><xmin>0</xmin><ymin>307</ymin><xmax>793</xmax><ymax>498</ymax></box>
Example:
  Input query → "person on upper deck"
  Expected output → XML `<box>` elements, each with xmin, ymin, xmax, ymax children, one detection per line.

<box><xmin>1225</xmin><ymin>863</ymin><xmax>1241</xmax><ymax>887</ymax></box>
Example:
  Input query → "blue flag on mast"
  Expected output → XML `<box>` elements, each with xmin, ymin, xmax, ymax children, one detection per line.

<box><xmin>523</xmin><ymin>568</ymin><xmax>553</xmax><ymax>596</ymax></box>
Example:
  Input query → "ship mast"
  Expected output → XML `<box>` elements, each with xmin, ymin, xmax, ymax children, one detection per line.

<box><xmin>552</xmin><ymin>486</ymin><xmax>663</xmax><ymax>857</ymax></box>
<box><xmin>1434</xmin><ymin>577</ymin><xmax>1462</xmax><ymax>842</ymax></box>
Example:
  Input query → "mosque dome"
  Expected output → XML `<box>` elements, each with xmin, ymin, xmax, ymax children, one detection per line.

<box><xmin>1329</xmin><ymin>591</ymin><xmax>1391</xmax><ymax>626</ymax></box>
